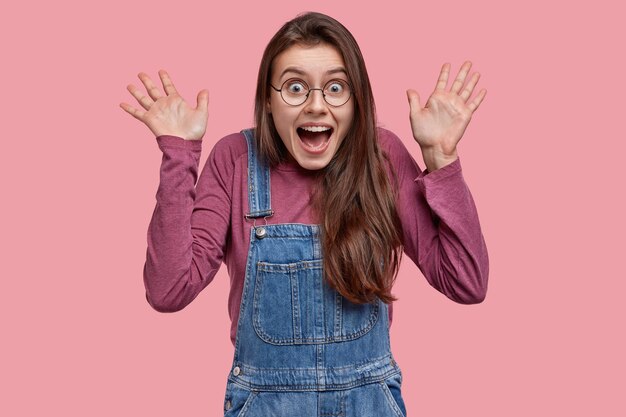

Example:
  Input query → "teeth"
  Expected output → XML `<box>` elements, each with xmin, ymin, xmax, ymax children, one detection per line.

<box><xmin>300</xmin><ymin>126</ymin><xmax>331</xmax><ymax>132</ymax></box>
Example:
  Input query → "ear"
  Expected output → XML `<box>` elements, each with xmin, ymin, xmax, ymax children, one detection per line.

<box><xmin>266</xmin><ymin>99</ymin><xmax>272</xmax><ymax>114</ymax></box>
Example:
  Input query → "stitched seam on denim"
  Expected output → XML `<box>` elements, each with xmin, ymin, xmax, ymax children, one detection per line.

<box><xmin>237</xmin><ymin>391</ymin><xmax>258</xmax><ymax>417</ymax></box>
<box><xmin>379</xmin><ymin>379</ymin><xmax>404</xmax><ymax>417</ymax></box>
<box><xmin>234</xmin><ymin>353</ymin><xmax>394</xmax><ymax>372</ymax></box>
<box><xmin>231</xmin><ymin>369</ymin><xmax>401</xmax><ymax>391</ymax></box>
<box><xmin>291</xmin><ymin>268</ymin><xmax>302</xmax><ymax>340</ymax></box>
<box><xmin>252</xmin><ymin>292</ymin><xmax>380</xmax><ymax>345</ymax></box>
<box><xmin>334</xmin><ymin>291</ymin><xmax>342</xmax><ymax>336</ymax></box>
<box><xmin>260</xmin><ymin>236</ymin><xmax>319</xmax><ymax>240</ymax></box>
<box><xmin>233</xmin><ymin>228</ymin><xmax>257</xmax><ymax>359</ymax></box>
<box><xmin>245</xmin><ymin>133</ymin><xmax>257</xmax><ymax>215</ymax></box>
<box><xmin>257</xmin><ymin>260</ymin><xmax>323</xmax><ymax>272</ymax></box>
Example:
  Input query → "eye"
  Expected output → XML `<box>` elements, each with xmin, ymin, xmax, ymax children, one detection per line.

<box><xmin>326</xmin><ymin>80</ymin><xmax>347</xmax><ymax>95</ymax></box>
<box><xmin>285</xmin><ymin>79</ymin><xmax>307</xmax><ymax>95</ymax></box>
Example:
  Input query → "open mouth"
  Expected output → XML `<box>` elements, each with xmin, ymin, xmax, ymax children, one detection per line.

<box><xmin>296</xmin><ymin>126</ymin><xmax>333</xmax><ymax>153</ymax></box>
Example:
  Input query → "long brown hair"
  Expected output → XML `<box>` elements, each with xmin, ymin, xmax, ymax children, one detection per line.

<box><xmin>254</xmin><ymin>12</ymin><xmax>403</xmax><ymax>304</ymax></box>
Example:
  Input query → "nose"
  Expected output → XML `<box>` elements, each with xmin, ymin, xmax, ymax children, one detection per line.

<box><xmin>303</xmin><ymin>88</ymin><xmax>327</xmax><ymax>113</ymax></box>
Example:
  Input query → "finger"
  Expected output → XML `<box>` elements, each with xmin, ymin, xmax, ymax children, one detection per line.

<box><xmin>119</xmin><ymin>102</ymin><xmax>146</xmax><ymax>121</ymax></box>
<box><xmin>406</xmin><ymin>89</ymin><xmax>421</xmax><ymax>112</ymax></box>
<box><xmin>435</xmin><ymin>63</ymin><xmax>451</xmax><ymax>90</ymax></box>
<box><xmin>127</xmin><ymin>84</ymin><xmax>154</xmax><ymax>111</ymax></box>
<box><xmin>196</xmin><ymin>89</ymin><xmax>209</xmax><ymax>113</ymax></box>
<box><xmin>450</xmin><ymin>61</ymin><xmax>472</xmax><ymax>94</ymax></box>
<box><xmin>459</xmin><ymin>72</ymin><xmax>480</xmax><ymax>102</ymax></box>
<box><xmin>138</xmin><ymin>72</ymin><xmax>164</xmax><ymax>101</ymax></box>
<box><xmin>158</xmin><ymin>69</ymin><xmax>179</xmax><ymax>96</ymax></box>
<box><xmin>467</xmin><ymin>88</ymin><xmax>487</xmax><ymax>112</ymax></box>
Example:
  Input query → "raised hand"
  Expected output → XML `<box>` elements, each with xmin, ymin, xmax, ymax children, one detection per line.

<box><xmin>120</xmin><ymin>70</ymin><xmax>209</xmax><ymax>141</ymax></box>
<box><xmin>406</xmin><ymin>61</ymin><xmax>486</xmax><ymax>171</ymax></box>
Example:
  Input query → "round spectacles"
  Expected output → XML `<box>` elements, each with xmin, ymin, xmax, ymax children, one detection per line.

<box><xmin>270</xmin><ymin>78</ymin><xmax>352</xmax><ymax>107</ymax></box>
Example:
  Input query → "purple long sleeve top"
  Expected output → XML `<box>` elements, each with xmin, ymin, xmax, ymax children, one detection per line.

<box><xmin>144</xmin><ymin>127</ymin><xmax>489</xmax><ymax>346</ymax></box>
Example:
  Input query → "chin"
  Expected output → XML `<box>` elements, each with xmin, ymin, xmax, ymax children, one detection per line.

<box><xmin>294</xmin><ymin>156</ymin><xmax>332</xmax><ymax>170</ymax></box>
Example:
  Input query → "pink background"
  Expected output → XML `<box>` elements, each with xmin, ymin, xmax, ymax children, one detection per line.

<box><xmin>2</xmin><ymin>0</ymin><xmax>624</xmax><ymax>415</ymax></box>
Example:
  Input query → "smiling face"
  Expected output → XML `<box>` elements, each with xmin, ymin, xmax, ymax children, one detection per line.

<box><xmin>268</xmin><ymin>42</ymin><xmax>355</xmax><ymax>170</ymax></box>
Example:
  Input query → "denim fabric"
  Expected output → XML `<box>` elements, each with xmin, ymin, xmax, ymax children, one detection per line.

<box><xmin>223</xmin><ymin>129</ymin><xmax>406</xmax><ymax>416</ymax></box>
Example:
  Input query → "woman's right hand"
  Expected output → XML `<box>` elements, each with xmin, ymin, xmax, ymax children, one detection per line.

<box><xmin>120</xmin><ymin>70</ymin><xmax>209</xmax><ymax>141</ymax></box>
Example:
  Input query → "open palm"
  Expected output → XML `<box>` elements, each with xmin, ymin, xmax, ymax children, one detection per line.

<box><xmin>120</xmin><ymin>70</ymin><xmax>209</xmax><ymax>141</ymax></box>
<box><xmin>407</xmin><ymin>61</ymin><xmax>486</xmax><ymax>165</ymax></box>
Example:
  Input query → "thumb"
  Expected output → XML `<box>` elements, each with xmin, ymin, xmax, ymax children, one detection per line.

<box><xmin>406</xmin><ymin>89</ymin><xmax>421</xmax><ymax>112</ymax></box>
<box><xmin>196</xmin><ymin>89</ymin><xmax>209</xmax><ymax>113</ymax></box>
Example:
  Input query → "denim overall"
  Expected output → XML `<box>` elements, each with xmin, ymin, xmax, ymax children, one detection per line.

<box><xmin>222</xmin><ymin>129</ymin><xmax>407</xmax><ymax>417</ymax></box>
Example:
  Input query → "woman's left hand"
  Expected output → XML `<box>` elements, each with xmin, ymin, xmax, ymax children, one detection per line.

<box><xmin>407</xmin><ymin>61</ymin><xmax>486</xmax><ymax>171</ymax></box>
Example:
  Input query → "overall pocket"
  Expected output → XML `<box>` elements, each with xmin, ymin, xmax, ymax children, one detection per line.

<box><xmin>223</xmin><ymin>381</ymin><xmax>257</xmax><ymax>417</ymax></box>
<box><xmin>379</xmin><ymin>373</ymin><xmax>406</xmax><ymax>417</ymax></box>
<box><xmin>253</xmin><ymin>260</ymin><xmax>379</xmax><ymax>345</ymax></box>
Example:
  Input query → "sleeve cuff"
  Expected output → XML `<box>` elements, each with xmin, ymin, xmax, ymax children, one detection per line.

<box><xmin>414</xmin><ymin>157</ymin><xmax>462</xmax><ymax>184</ymax></box>
<box><xmin>413</xmin><ymin>158</ymin><xmax>465</xmax><ymax>199</ymax></box>
<box><xmin>156</xmin><ymin>135</ymin><xmax>203</xmax><ymax>151</ymax></box>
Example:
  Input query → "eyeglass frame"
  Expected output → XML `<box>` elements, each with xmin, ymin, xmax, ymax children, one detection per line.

<box><xmin>269</xmin><ymin>78</ymin><xmax>353</xmax><ymax>107</ymax></box>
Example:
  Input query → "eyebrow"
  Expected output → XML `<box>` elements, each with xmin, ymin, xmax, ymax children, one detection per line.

<box><xmin>279</xmin><ymin>66</ymin><xmax>348</xmax><ymax>80</ymax></box>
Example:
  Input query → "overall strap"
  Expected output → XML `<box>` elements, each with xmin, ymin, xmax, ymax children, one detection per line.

<box><xmin>242</xmin><ymin>128</ymin><xmax>274</xmax><ymax>219</ymax></box>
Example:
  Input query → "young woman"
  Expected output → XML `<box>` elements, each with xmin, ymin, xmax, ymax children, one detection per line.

<box><xmin>121</xmin><ymin>12</ymin><xmax>488</xmax><ymax>417</ymax></box>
